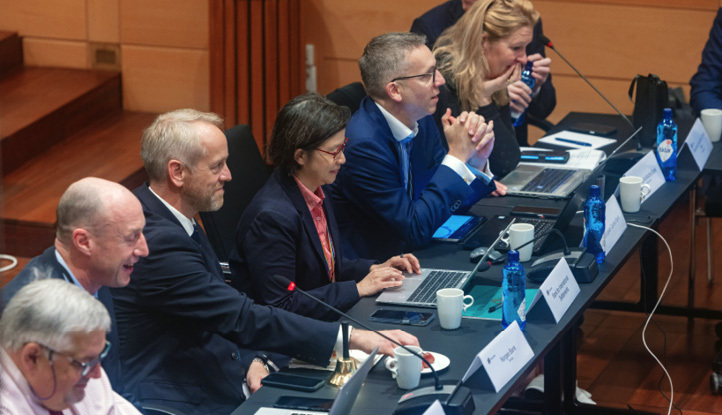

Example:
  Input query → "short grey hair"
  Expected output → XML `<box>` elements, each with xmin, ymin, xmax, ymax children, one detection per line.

<box><xmin>358</xmin><ymin>32</ymin><xmax>427</xmax><ymax>99</ymax></box>
<box><xmin>56</xmin><ymin>177</ymin><xmax>129</xmax><ymax>244</ymax></box>
<box><xmin>0</xmin><ymin>279</ymin><xmax>110</xmax><ymax>352</ymax></box>
<box><xmin>141</xmin><ymin>109</ymin><xmax>224</xmax><ymax>182</ymax></box>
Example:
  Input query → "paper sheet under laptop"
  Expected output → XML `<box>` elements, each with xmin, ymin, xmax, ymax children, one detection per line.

<box><xmin>537</xmin><ymin>130</ymin><xmax>617</xmax><ymax>149</ymax></box>
<box><xmin>519</xmin><ymin>147</ymin><xmax>606</xmax><ymax>170</ymax></box>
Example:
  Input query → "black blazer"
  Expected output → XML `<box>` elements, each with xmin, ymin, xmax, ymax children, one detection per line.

<box><xmin>110</xmin><ymin>184</ymin><xmax>339</xmax><ymax>415</ymax></box>
<box><xmin>0</xmin><ymin>247</ymin><xmax>143</xmax><ymax>413</ymax></box>
<box><xmin>229</xmin><ymin>170</ymin><xmax>374</xmax><ymax>320</ymax></box>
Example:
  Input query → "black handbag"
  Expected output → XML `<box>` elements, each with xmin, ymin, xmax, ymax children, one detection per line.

<box><xmin>628</xmin><ymin>74</ymin><xmax>669</xmax><ymax>148</ymax></box>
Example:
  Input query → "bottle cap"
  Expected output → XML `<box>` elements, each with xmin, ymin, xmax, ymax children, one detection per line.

<box><xmin>663</xmin><ymin>108</ymin><xmax>673</xmax><ymax>119</ymax></box>
<box><xmin>507</xmin><ymin>250</ymin><xmax>519</xmax><ymax>261</ymax></box>
<box><xmin>589</xmin><ymin>184</ymin><xmax>600</xmax><ymax>196</ymax></box>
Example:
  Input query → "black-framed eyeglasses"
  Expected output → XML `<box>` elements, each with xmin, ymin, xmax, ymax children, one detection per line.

<box><xmin>316</xmin><ymin>137</ymin><xmax>349</xmax><ymax>160</ymax></box>
<box><xmin>390</xmin><ymin>70</ymin><xmax>436</xmax><ymax>85</ymax></box>
<box><xmin>41</xmin><ymin>341</ymin><xmax>111</xmax><ymax>377</ymax></box>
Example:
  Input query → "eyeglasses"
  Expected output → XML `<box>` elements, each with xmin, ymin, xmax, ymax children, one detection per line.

<box><xmin>390</xmin><ymin>70</ymin><xmax>437</xmax><ymax>85</ymax></box>
<box><xmin>316</xmin><ymin>137</ymin><xmax>349</xmax><ymax>160</ymax></box>
<box><xmin>41</xmin><ymin>341</ymin><xmax>111</xmax><ymax>377</ymax></box>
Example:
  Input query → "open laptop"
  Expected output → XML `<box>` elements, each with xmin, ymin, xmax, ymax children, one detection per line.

<box><xmin>376</xmin><ymin>221</ymin><xmax>515</xmax><ymax>308</ymax></box>
<box><xmin>465</xmin><ymin>127</ymin><xmax>644</xmax><ymax>255</ymax></box>
<box><xmin>253</xmin><ymin>348</ymin><xmax>379</xmax><ymax>415</ymax></box>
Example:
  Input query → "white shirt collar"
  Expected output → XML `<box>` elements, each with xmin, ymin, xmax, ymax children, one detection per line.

<box><xmin>148</xmin><ymin>186</ymin><xmax>195</xmax><ymax>237</ymax></box>
<box><xmin>54</xmin><ymin>249</ymin><xmax>97</xmax><ymax>298</ymax></box>
<box><xmin>374</xmin><ymin>101</ymin><xmax>419</xmax><ymax>142</ymax></box>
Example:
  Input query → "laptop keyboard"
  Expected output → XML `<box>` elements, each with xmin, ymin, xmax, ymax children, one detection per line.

<box><xmin>520</xmin><ymin>168</ymin><xmax>576</xmax><ymax>193</ymax></box>
<box><xmin>407</xmin><ymin>270</ymin><xmax>468</xmax><ymax>304</ymax></box>
<box><xmin>518</xmin><ymin>218</ymin><xmax>554</xmax><ymax>251</ymax></box>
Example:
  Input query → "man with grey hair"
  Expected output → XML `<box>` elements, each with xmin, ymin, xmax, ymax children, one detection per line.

<box><xmin>111</xmin><ymin>109</ymin><xmax>419</xmax><ymax>415</ymax></box>
<box><xmin>0</xmin><ymin>279</ymin><xmax>140</xmax><ymax>414</ymax></box>
<box><xmin>329</xmin><ymin>32</ymin><xmax>496</xmax><ymax>261</ymax></box>
<box><xmin>1</xmin><ymin>177</ymin><xmax>148</xmax><ymax>411</ymax></box>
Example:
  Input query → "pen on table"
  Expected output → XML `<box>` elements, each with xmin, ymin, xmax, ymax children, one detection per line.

<box><xmin>488</xmin><ymin>303</ymin><xmax>502</xmax><ymax>313</ymax></box>
<box><xmin>555</xmin><ymin>137</ymin><xmax>592</xmax><ymax>147</ymax></box>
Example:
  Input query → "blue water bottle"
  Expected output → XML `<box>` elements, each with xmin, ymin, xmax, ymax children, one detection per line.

<box><xmin>502</xmin><ymin>250</ymin><xmax>526</xmax><ymax>331</ymax></box>
<box><xmin>656</xmin><ymin>108</ymin><xmax>677</xmax><ymax>181</ymax></box>
<box><xmin>512</xmin><ymin>61</ymin><xmax>536</xmax><ymax>127</ymax></box>
<box><xmin>583</xmin><ymin>184</ymin><xmax>605</xmax><ymax>264</ymax></box>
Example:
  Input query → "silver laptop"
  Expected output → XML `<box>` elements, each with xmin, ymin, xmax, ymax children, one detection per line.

<box><xmin>253</xmin><ymin>348</ymin><xmax>379</xmax><ymax>415</ymax></box>
<box><xmin>376</xmin><ymin>221</ymin><xmax>514</xmax><ymax>308</ymax></box>
<box><xmin>500</xmin><ymin>164</ymin><xmax>588</xmax><ymax>198</ymax></box>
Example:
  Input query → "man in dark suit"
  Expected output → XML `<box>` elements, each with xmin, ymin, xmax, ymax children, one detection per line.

<box><xmin>410</xmin><ymin>0</ymin><xmax>556</xmax><ymax>146</ymax></box>
<box><xmin>111</xmin><ymin>109</ymin><xmax>418</xmax><ymax>415</ymax></box>
<box><xmin>329</xmin><ymin>32</ymin><xmax>496</xmax><ymax>261</ymax></box>
<box><xmin>0</xmin><ymin>177</ymin><xmax>149</xmax><ymax>412</ymax></box>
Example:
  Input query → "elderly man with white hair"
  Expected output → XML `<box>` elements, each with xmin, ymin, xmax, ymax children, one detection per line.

<box><xmin>0</xmin><ymin>279</ymin><xmax>140</xmax><ymax>414</ymax></box>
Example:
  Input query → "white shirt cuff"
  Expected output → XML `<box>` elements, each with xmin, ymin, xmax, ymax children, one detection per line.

<box><xmin>442</xmin><ymin>155</ymin><xmax>493</xmax><ymax>184</ymax></box>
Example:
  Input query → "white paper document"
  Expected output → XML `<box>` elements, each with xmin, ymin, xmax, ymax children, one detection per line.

<box><xmin>538</xmin><ymin>130</ymin><xmax>617</xmax><ymax>149</ymax></box>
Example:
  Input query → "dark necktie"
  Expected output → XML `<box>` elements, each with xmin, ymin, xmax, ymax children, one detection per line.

<box><xmin>190</xmin><ymin>221</ymin><xmax>224</xmax><ymax>277</ymax></box>
<box><xmin>399</xmin><ymin>134</ymin><xmax>414</xmax><ymax>198</ymax></box>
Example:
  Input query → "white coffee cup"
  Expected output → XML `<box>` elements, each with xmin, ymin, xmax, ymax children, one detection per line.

<box><xmin>509</xmin><ymin>223</ymin><xmax>535</xmax><ymax>262</ymax></box>
<box><xmin>436</xmin><ymin>288</ymin><xmax>474</xmax><ymax>330</ymax></box>
<box><xmin>701</xmin><ymin>108</ymin><xmax>722</xmax><ymax>143</ymax></box>
<box><xmin>385</xmin><ymin>345</ymin><xmax>422</xmax><ymax>389</ymax></box>
<box><xmin>619</xmin><ymin>176</ymin><xmax>651</xmax><ymax>213</ymax></box>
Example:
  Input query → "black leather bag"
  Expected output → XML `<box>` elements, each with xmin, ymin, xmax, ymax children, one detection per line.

<box><xmin>628</xmin><ymin>74</ymin><xmax>669</xmax><ymax>148</ymax></box>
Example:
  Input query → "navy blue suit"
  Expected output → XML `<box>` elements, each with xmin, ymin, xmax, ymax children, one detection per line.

<box><xmin>691</xmin><ymin>8</ymin><xmax>722</xmax><ymax>115</ymax></box>
<box><xmin>0</xmin><ymin>247</ymin><xmax>143</xmax><ymax>413</ymax></box>
<box><xmin>411</xmin><ymin>0</ymin><xmax>556</xmax><ymax>146</ymax></box>
<box><xmin>229</xmin><ymin>170</ymin><xmax>374</xmax><ymax>320</ymax></box>
<box><xmin>110</xmin><ymin>184</ymin><xmax>339</xmax><ymax>415</ymax></box>
<box><xmin>328</xmin><ymin>97</ymin><xmax>495</xmax><ymax>261</ymax></box>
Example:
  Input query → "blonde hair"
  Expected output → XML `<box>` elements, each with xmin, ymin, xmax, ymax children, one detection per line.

<box><xmin>434</xmin><ymin>0</ymin><xmax>539</xmax><ymax>111</ymax></box>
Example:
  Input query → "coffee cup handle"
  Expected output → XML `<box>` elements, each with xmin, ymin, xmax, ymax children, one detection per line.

<box><xmin>640</xmin><ymin>184</ymin><xmax>651</xmax><ymax>198</ymax></box>
<box><xmin>385</xmin><ymin>358</ymin><xmax>398</xmax><ymax>378</ymax></box>
<box><xmin>462</xmin><ymin>295</ymin><xmax>474</xmax><ymax>311</ymax></box>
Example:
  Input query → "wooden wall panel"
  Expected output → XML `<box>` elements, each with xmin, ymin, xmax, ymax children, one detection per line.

<box><xmin>23</xmin><ymin>39</ymin><xmax>87</xmax><ymax>68</ymax></box>
<box><xmin>0</xmin><ymin>0</ymin><xmax>86</xmax><ymax>40</ymax></box>
<box><xmin>119</xmin><ymin>0</ymin><xmax>208</xmax><ymax>48</ymax></box>
<box><xmin>209</xmin><ymin>0</ymin><xmax>303</xmax><ymax>155</ymax></box>
<box><xmin>88</xmin><ymin>0</ymin><xmax>120</xmax><ymax>43</ymax></box>
<box><xmin>121</xmin><ymin>45</ymin><xmax>210</xmax><ymax>112</ymax></box>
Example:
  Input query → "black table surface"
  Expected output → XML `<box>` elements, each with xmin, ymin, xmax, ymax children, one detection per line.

<box><xmin>235</xmin><ymin>112</ymin><xmax>707</xmax><ymax>415</ymax></box>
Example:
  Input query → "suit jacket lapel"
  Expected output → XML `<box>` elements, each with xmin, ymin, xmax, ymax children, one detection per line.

<box><xmin>278</xmin><ymin>172</ymin><xmax>331</xmax><ymax>276</ymax></box>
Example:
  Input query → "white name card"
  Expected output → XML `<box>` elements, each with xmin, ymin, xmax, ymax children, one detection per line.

<box><xmin>422</xmin><ymin>400</ymin><xmax>446</xmax><ymax>415</ymax></box>
<box><xmin>462</xmin><ymin>320</ymin><xmax>534</xmax><ymax>392</ymax></box>
<box><xmin>623</xmin><ymin>151</ymin><xmax>666</xmax><ymax>203</ymax></box>
<box><xmin>528</xmin><ymin>258</ymin><xmax>580</xmax><ymax>323</ymax></box>
<box><xmin>601</xmin><ymin>195</ymin><xmax>627</xmax><ymax>254</ymax></box>
<box><xmin>682</xmin><ymin>118</ymin><xmax>713</xmax><ymax>170</ymax></box>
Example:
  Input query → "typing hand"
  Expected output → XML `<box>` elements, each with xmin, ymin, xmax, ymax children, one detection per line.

<box><xmin>375</xmin><ymin>253</ymin><xmax>421</xmax><ymax>275</ymax></box>
<box><xmin>350</xmin><ymin>329</ymin><xmax>420</xmax><ymax>356</ymax></box>
<box><xmin>356</xmin><ymin>267</ymin><xmax>404</xmax><ymax>297</ymax></box>
<box><xmin>490</xmin><ymin>180</ymin><xmax>508</xmax><ymax>197</ymax></box>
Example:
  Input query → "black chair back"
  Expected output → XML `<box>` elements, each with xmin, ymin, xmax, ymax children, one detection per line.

<box><xmin>200</xmin><ymin>124</ymin><xmax>270</xmax><ymax>263</ymax></box>
<box><xmin>326</xmin><ymin>82</ymin><xmax>367</xmax><ymax>113</ymax></box>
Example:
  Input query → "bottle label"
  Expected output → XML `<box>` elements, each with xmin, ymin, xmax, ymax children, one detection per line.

<box><xmin>658</xmin><ymin>139</ymin><xmax>674</xmax><ymax>162</ymax></box>
<box><xmin>517</xmin><ymin>297</ymin><xmax>526</xmax><ymax>322</ymax></box>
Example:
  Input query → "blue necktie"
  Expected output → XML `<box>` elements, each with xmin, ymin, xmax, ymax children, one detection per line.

<box><xmin>399</xmin><ymin>134</ymin><xmax>414</xmax><ymax>197</ymax></box>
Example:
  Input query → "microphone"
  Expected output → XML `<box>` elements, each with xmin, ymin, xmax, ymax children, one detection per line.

<box><xmin>273</xmin><ymin>274</ymin><xmax>474</xmax><ymax>414</ymax></box>
<box><xmin>513</xmin><ymin>228</ymin><xmax>599</xmax><ymax>283</ymax></box>
<box><xmin>539</xmin><ymin>35</ymin><xmax>636</xmax><ymax>132</ymax></box>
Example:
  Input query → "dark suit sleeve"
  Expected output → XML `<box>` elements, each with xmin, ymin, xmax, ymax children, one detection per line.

<box><xmin>691</xmin><ymin>9</ymin><xmax>722</xmax><ymax>114</ymax></box>
<box><xmin>240</xmin><ymin>209</ymin><xmax>360</xmax><ymax>320</ymax></box>
<box><xmin>342</xmin><ymin>124</ymin><xmax>491</xmax><ymax>250</ymax></box>
<box><xmin>526</xmin><ymin>19</ymin><xmax>556</xmax><ymax>121</ymax></box>
<box><xmin>136</xmin><ymin>229</ymin><xmax>338</xmax><ymax>365</ymax></box>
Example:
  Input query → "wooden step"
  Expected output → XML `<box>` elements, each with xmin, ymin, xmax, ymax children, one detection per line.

<box><xmin>1</xmin><ymin>111</ymin><xmax>157</xmax><ymax>257</ymax></box>
<box><xmin>0</xmin><ymin>67</ymin><xmax>122</xmax><ymax>175</ymax></box>
<box><xmin>0</xmin><ymin>31</ymin><xmax>22</xmax><ymax>77</ymax></box>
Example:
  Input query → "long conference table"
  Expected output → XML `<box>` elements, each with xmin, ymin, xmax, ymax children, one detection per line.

<box><xmin>235</xmin><ymin>112</ymin><xmax>716</xmax><ymax>415</ymax></box>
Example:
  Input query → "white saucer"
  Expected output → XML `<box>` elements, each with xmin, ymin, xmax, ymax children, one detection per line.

<box><xmin>422</xmin><ymin>351</ymin><xmax>450</xmax><ymax>375</ymax></box>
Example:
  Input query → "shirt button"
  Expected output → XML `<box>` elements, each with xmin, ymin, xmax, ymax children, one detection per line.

<box><xmin>231</xmin><ymin>352</ymin><xmax>239</xmax><ymax>360</ymax></box>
